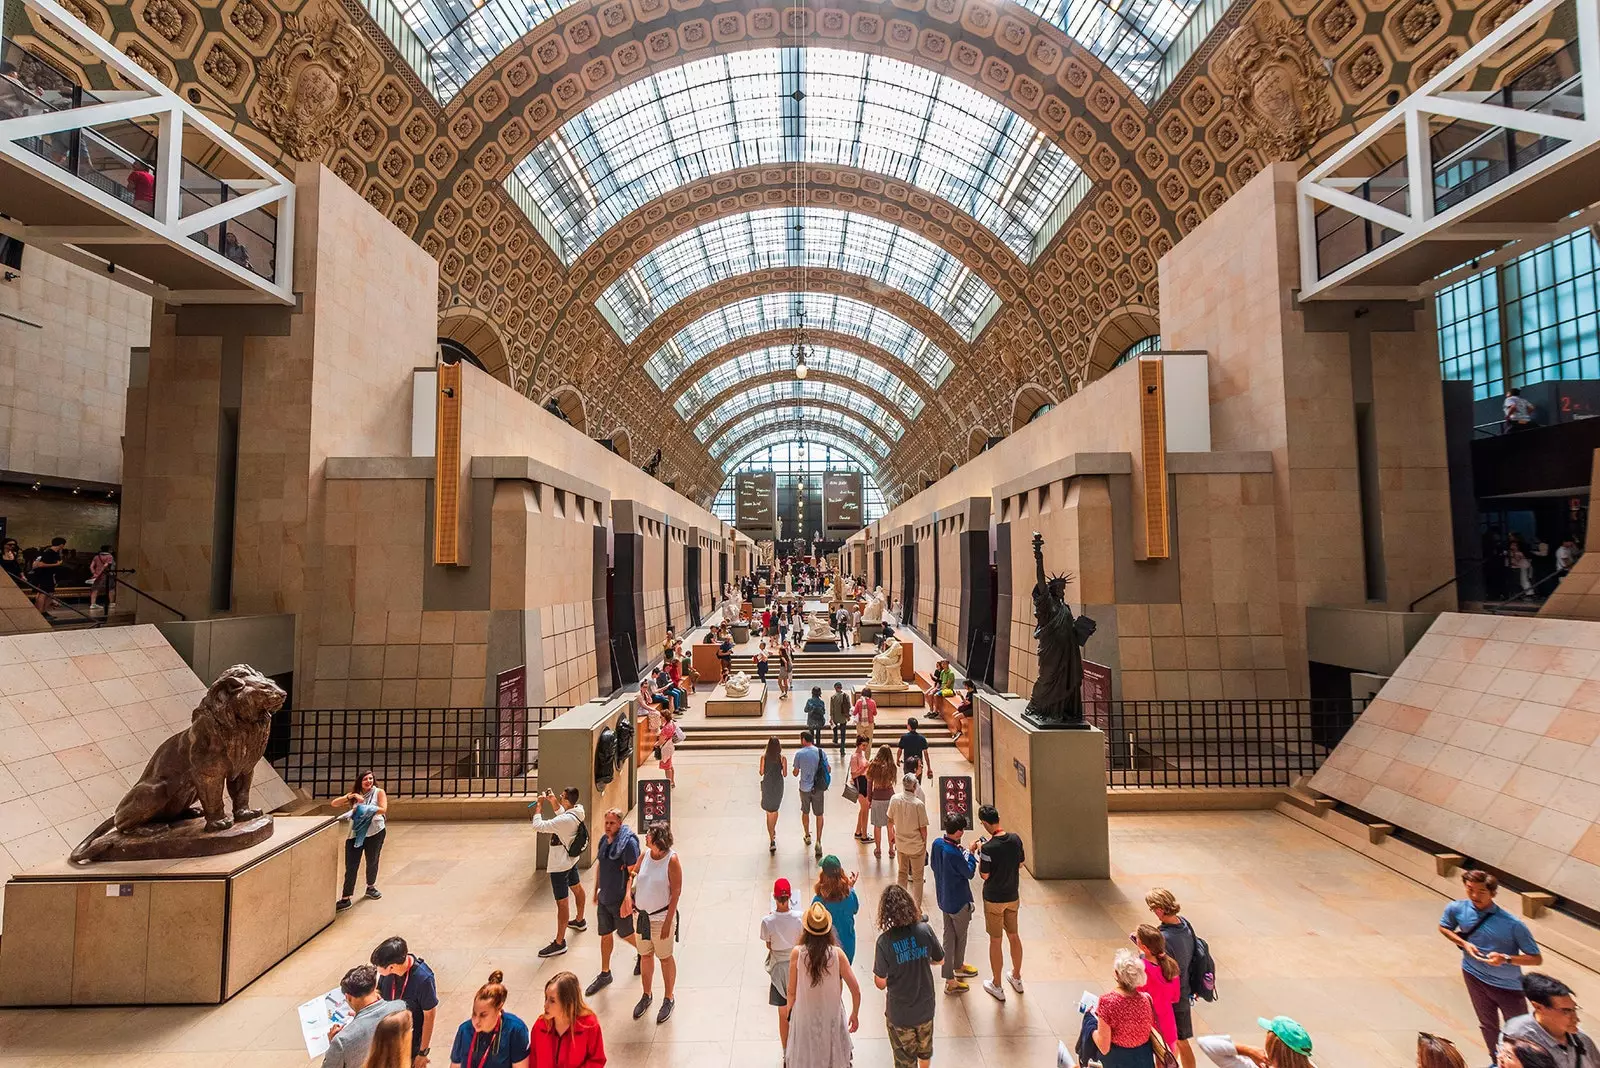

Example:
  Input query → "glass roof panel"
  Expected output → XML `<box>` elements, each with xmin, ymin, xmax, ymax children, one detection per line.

<box><xmin>648</xmin><ymin>293</ymin><xmax>955</xmax><ymax>392</ymax></box>
<box><xmin>601</xmin><ymin>208</ymin><xmax>995</xmax><ymax>344</ymax></box>
<box><xmin>1014</xmin><ymin>0</ymin><xmax>1205</xmax><ymax>100</ymax></box>
<box><xmin>721</xmin><ymin>432</ymin><xmax>882</xmax><ymax>474</ymax></box>
<box><xmin>673</xmin><ymin>346</ymin><xmax>924</xmax><ymax>422</ymax></box>
<box><xmin>693</xmin><ymin>380</ymin><xmax>906</xmax><ymax>443</ymax></box>
<box><xmin>507</xmin><ymin>48</ymin><xmax>1080</xmax><ymax>263</ymax></box>
<box><xmin>709</xmin><ymin>407</ymin><xmax>891</xmax><ymax>459</ymax></box>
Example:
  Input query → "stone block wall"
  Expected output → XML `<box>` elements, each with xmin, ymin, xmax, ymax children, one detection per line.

<box><xmin>935</xmin><ymin>511</ymin><xmax>964</xmax><ymax>658</ymax></box>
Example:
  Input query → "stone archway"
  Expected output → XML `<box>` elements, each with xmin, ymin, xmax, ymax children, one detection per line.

<box><xmin>438</xmin><ymin>307</ymin><xmax>512</xmax><ymax>385</ymax></box>
<box><xmin>544</xmin><ymin>386</ymin><xmax>587</xmax><ymax>433</ymax></box>
<box><xmin>1011</xmin><ymin>383</ymin><xmax>1057</xmax><ymax>431</ymax></box>
<box><xmin>1085</xmin><ymin>305</ymin><xmax>1161</xmax><ymax>383</ymax></box>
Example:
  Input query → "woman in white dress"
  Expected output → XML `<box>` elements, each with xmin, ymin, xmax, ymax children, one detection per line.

<box><xmin>785</xmin><ymin>902</ymin><xmax>861</xmax><ymax>1068</ymax></box>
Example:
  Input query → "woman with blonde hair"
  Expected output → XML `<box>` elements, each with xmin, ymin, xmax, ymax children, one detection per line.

<box><xmin>760</xmin><ymin>736</ymin><xmax>788</xmax><ymax>854</ymax></box>
<box><xmin>866</xmin><ymin>745</ymin><xmax>897</xmax><ymax>859</ymax></box>
<box><xmin>785</xmin><ymin>901</ymin><xmax>862</xmax><ymax>1068</ymax></box>
<box><xmin>1197</xmin><ymin>1016</ymin><xmax>1316</xmax><ymax>1068</ymax></box>
<box><xmin>1135</xmin><ymin>923</ymin><xmax>1181</xmax><ymax>1052</ymax></box>
<box><xmin>1093</xmin><ymin>948</ymin><xmax>1157</xmax><ymax>1067</ymax></box>
<box><xmin>362</xmin><ymin>1012</ymin><xmax>413</xmax><ymax>1068</ymax></box>
<box><xmin>447</xmin><ymin>970</ymin><xmax>531</xmax><ymax>1068</ymax></box>
<box><xmin>531</xmin><ymin>970</ymin><xmax>604</xmax><ymax>1067</ymax></box>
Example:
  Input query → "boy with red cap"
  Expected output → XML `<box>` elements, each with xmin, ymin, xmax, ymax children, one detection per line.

<box><xmin>761</xmin><ymin>877</ymin><xmax>805</xmax><ymax>1051</ymax></box>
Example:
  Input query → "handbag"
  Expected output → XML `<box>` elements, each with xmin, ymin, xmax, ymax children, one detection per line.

<box><xmin>842</xmin><ymin>780</ymin><xmax>860</xmax><ymax>803</ymax></box>
<box><xmin>1150</xmin><ymin>1029</ymin><xmax>1178</xmax><ymax>1068</ymax></box>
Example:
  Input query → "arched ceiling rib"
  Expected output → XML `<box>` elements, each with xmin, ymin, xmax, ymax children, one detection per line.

<box><xmin>646</xmin><ymin>292</ymin><xmax>954</xmax><ymax>392</ymax></box>
<box><xmin>710</xmin><ymin>405</ymin><xmax>892</xmax><ymax>460</ymax></box>
<box><xmin>507</xmin><ymin>48</ymin><xmax>1080</xmax><ymax>265</ymax></box>
<box><xmin>694</xmin><ymin>379</ymin><xmax>907</xmax><ymax>444</ymax></box>
<box><xmin>682</xmin><ymin>366</ymin><xmax>923</xmax><ymax>426</ymax></box>
<box><xmin>717</xmin><ymin>423</ymin><xmax>890</xmax><ymax>474</ymax></box>
<box><xmin>675</xmin><ymin>344</ymin><xmax>927</xmax><ymax>417</ymax></box>
<box><xmin>598</xmin><ymin>207</ymin><xmax>997</xmax><ymax>343</ymax></box>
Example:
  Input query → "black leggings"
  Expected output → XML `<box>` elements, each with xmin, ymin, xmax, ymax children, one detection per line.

<box><xmin>342</xmin><ymin>828</ymin><xmax>385</xmax><ymax>897</ymax></box>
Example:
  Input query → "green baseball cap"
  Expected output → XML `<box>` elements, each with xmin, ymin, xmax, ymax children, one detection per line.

<box><xmin>820</xmin><ymin>854</ymin><xmax>842</xmax><ymax>873</ymax></box>
<box><xmin>1258</xmin><ymin>1017</ymin><xmax>1313</xmax><ymax>1056</ymax></box>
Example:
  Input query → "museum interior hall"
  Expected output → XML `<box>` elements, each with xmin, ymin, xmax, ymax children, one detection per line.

<box><xmin>4</xmin><ymin>0</ymin><xmax>1600</xmax><ymax>1062</ymax></box>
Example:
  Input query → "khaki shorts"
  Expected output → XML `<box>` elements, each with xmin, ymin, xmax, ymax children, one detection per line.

<box><xmin>638</xmin><ymin>909</ymin><xmax>677</xmax><ymax>959</ymax></box>
<box><xmin>983</xmin><ymin>899</ymin><xmax>1018</xmax><ymax>936</ymax></box>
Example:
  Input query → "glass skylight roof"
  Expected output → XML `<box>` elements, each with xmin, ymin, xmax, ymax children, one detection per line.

<box><xmin>720</xmin><ymin>431</ymin><xmax>882</xmax><ymax>473</ymax></box>
<box><xmin>709</xmin><ymin>407</ymin><xmax>891</xmax><ymax>459</ymax></box>
<box><xmin>647</xmin><ymin>293</ymin><xmax>954</xmax><ymax>391</ymax></box>
<box><xmin>369</xmin><ymin>0</ymin><xmax>1204</xmax><ymax>105</ymax></box>
<box><xmin>601</xmin><ymin>208</ymin><xmax>996</xmax><ymax>344</ymax></box>
<box><xmin>674</xmin><ymin>346</ymin><xmax>925</xmax><ymax>422</ymax></box>
<box><xmin>1015</xmin><ymin>0</ymin><xmax>1206</xmax><ymax>100</ymax></box>
<box><xmin>507</xmin><ymin>48</ymin><xmax>1080</xmax><ymax>264</ymax></box>
<box><xmin>694</xmin><ymin>381</ymin><xmax>906</xmax><ymax>444</ymax></box>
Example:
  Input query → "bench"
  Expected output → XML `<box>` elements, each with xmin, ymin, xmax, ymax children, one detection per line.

<box><xmin>913</xmin><ymin>671</ymin><xmax>974</xmax><ymax>762</ymax></box>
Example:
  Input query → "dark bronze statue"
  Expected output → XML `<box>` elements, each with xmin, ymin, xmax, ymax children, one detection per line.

<box><xmin>1024</xmin><ymin>531</ymin><xmax>1086</xmax><ymax>727</ymax></box>
<box><xmin>70</xmin><ymin>665</ymin><xmax>286</xmax><ymax>864</ymax></box>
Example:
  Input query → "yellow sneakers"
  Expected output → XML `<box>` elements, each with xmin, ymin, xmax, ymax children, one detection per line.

<box><xmin>958</xmin><ymin>964</ymin><xmax>980</xmax><ymax>977</ymax></box>
<box><xmin>944</xmin><ymin>979</ymin><xmax>970</xmax><ymax>993</ymax></box>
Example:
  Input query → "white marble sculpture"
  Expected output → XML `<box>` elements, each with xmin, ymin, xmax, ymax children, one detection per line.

<box><xmin>803</xmin><ymin>612</ymin><xmax>835</xmax><ymax>642</ymax></box>
<box><xmin>861</xmin><ymin>586</ymin><xmax>887</xmax><ymax>623</ymax></box>
<box><xmin>724</xmin><ymin>671</ymin><xmax>752</xmax><ymax>698</ymax></box>
<box><xmin>870</xmin><ymin>639</ymin><xmax>904</xmax><ymax>688</ymax></box>
<box><xmin>720</xmin><ymin>600</ymin><xmax>739</xmax><ymax>624</ymax></box>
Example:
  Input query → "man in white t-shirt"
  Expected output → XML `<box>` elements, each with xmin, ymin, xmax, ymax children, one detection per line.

<box><xmin>530</xmin><ymin>786</ymin><xmax>588</xmax><ymax>959</ymax></box>
<box><xmin>1505</xmin><ymin>388</ymin><xmax>1535</xmax><ymax>430</ymax></box>
<box><xmin>761</xmin><ymin>877</ymin><xmax>805</xmax><ymax>1052</ymax></box>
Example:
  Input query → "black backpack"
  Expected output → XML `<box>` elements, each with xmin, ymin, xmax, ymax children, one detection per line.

<box><xmin>1185</xmin><ymin>919</ymin><xmax>1218</xmax><ymax>1002</ymax></box>
<box><xmin>563</xmin><ymin>817</ymin><xmax>589</xmax><ymax>858</ymax></box>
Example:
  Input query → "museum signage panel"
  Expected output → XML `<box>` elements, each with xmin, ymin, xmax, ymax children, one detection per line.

<box><xmin>736</xmin><ymin>473</ymin><xmax>775</xmax><ymax>528</ymax></box>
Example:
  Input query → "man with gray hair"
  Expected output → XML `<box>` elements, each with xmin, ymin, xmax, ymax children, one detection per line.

<box><xmin>321</xmin><ymin>965</ymin><xmax>405</xmax><ymax>1068</ymax></box>
<box><xmin>586</xmin><ymin>806</ymin><xmax>642</xmax><ymax>997</ymax></box>
<box><xmin>887</xmin><ymin>772</ymin><xmax>930</xmax><ymax>910</ymax></box>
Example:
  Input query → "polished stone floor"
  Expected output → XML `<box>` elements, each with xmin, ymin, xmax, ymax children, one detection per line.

<box><xmin>2</xmin><ymin>752</ymin><xmax>1598</xmax><ymax>1066</ymax></box>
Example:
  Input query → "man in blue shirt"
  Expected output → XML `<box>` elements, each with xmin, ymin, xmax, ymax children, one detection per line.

<box><xmin>929</xmin><ymin>813</ymin><xmax>980</xmax><ymax>994</ymax></box>
<box><xmin>1440</xmin><ymin>868</ymin><xmax>1543</xmax><ymax>1061</ymax></box>
<box><xmin>791</xmin><ymin>731</ymin><xmax>830</xmax><ymax>860</ymax></box>
<box><xmin>371</xmin><ymin>937</ymin><xmax>440</xmax><ymax>1067</ymax></box>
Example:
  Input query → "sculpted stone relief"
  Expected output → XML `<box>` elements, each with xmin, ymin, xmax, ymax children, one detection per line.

<box><xmin>1212</xmin><ymin>8</ymin><xmax>1338</xmax><ymax>162</ymax></box>
<box><xmin>250</xmin><ymin>3</ymin><xmax>380</xmax><ymax>161</ymax></box>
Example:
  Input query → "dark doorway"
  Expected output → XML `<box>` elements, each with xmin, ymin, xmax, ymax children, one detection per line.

<box><xmin>901</xmin><ymin>543</ymin><xmax>918</xmax><ymax>627</ymax></box>
<box><xmin>686</xmin><ymin>546</ymin><xmax>702</xmax><ymax>626</ymax></box>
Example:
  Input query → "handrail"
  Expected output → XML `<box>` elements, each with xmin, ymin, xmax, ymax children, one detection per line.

<box><xmin>1408</xmin><ymin>559</ymin><xmax>1486</xmax><ymax>611</ymax></box>
<box><xmin>111</xmin><ymin>570</ymin><xmax>186</xmax><ymax>620</ymax></box>
<box><xmin>8</xmin><ymin>573</ymin><xmax>102</xmax><ymax>626</ymax></box>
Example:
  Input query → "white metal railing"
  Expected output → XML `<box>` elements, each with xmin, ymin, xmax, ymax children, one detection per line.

<box><xmin>0</xmin><ymin>0</ymin><xmax>294</xmax><ymax>304</ymax></box>
<box><xmin>1297</xmin><ymin>0</ymin><xmax>1600</xmax><ymax>300</ymax></box>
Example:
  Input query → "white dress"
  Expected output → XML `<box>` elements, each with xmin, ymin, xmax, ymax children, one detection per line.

<box><xmin>785</xmin><ymin>945</ymin><xmax>852</xmax><ymax>1068</ymax></box>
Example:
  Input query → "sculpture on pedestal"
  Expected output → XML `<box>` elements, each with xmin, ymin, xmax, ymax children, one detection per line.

<box><xmin>870</xmin><ymin>639</ymin><xmax>905</xmax><ymax>689</ymax></box>
<box><xmin>70</xmin><ymin>665</ymin><xmax>286</xmax><ymax>863</ymax></box>
<box><xmin>861</xmin><ymin>586</ymin><xmax>886</xmax><ymax>623</ymax></box>
<box><xmin>803</xmin><ymin>612</ymin><xmax>836</xmax><ymax>642</ymax></box>
<box><xmin>724</xmin><ymin>671</ymin><xmax>752</xmax><ymax>698</ymax></box>
<box><xmin>1023</xmin><ymin>532</ymin><xmax>1085</xmax><ymax>726</ymax></box>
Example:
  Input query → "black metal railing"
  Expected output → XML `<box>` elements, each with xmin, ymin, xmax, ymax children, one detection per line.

<box><xmin>1095</xmin><ymin>698</ymin><xmax>1369</xmax><ymax>789</ymax></box>
<box><xmin>110</xmin><ymin>570</ymin><xmax>187</xmax><ymax>620</ymax></box>
<box><xmin>273</xmin><ymin>705</ymin><xmax>569</xmax><ymax>798</ymax></box>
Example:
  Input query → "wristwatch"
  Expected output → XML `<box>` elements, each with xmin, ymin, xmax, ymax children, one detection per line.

<box><xmin>419</xmin><ymin>1049</ymin><xmax>430</xmax><ymax>1057</ymax></box>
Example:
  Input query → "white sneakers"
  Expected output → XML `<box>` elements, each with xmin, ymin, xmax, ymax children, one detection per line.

<box><xmin>982</xmin><ymin>974</ymin><xmax>1024</xmax><ymax>1002</ymax></box>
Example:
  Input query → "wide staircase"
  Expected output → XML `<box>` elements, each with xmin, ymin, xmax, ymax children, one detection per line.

<box><xmin>728</xmin><ymin>649</ymin><xmax>878</xmax><ymax>678</ymax></box>
<box><xmin>676</xmin><ymin>715</ymin><xmax>961</xmax><ymax>754</ymax></box>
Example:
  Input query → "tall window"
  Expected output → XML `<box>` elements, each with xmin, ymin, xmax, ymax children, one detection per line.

<box><xmin>713</xmin><ymin>442</ymin><xmax>885</xmax><ymax>527</ymax></box>
<box><xmin>1434</xmin><ymin>229</ymin><xmax>1600</xmax><ymax>399</ymax></box>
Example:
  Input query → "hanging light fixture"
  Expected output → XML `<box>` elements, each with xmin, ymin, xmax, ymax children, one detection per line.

<box><xmin>792</xmin><ymin>309</ymin><xmax>809</xmax><ymax>380</ymax></box>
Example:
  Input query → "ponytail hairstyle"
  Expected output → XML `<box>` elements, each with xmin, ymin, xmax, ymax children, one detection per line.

<box><xmin>475</xmin><ymin>969</ymin><xmax>508</xmax><ymax>1011</ymax></box>
<box><xmin>1137</xmin><ymin>924</ymin><xmax>1180</xmax><ymax>982</ymax></box>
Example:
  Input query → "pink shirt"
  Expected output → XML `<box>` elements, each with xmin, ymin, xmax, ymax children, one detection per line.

<box><xmin>1139</xmin><ymin>957</ymin><xmax>1181</xmax><ymax>1048</ymax></box>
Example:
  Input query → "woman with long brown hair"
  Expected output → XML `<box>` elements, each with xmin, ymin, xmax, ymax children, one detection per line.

<box><xmin>784</xmin><ymin>902</ymin><xmax>861</xmax><ymax>1068</ymax></box>
<box><xmin>531</xmin><ymin>970</ymin><xmax>604</xmax><ymax>1067</ymax></box>
<box><xmin>1417</xmin><ymin>1033</ymin><xmax>1467</xmax><ymax>1068</ymax></box>
<box><xmin>362</xmin><ymin>1011</ymin><xmax>413</xmax><ymax>1068</ymax></box>
<box><xmin>811</xmin><ymin>855</ymin><xmax>862</xmax><ymax>963</ymax></box>
<box><xmin>866</xmin><ymin>745</ymin><xmax>897</xmax><ymax>859</ymax></box>
<box><xmin>333</xmin><ymin>769</ymin><xmax>388</xmax><ymax>912</ymax></box>
<box><xmin>848</xmin><ymin>737</ymin><xmax>871</xmax><ymax>841</ymax></box>
<box><xmin>760</xmin><ymin>735</ymin><xmax>787</xmax><ymax>853</ymax></box>
<box><xmin>447</xmin><ymin>970</ymin><xmax>530</xmax><ymax>1068</ymax></box>
<box><xmin>1135</xmin><ymin>923</ymin><xmax>1181</xmax><ymax>1053</ymax></box>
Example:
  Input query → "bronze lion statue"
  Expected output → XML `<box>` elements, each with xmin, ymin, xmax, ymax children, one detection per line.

<box><xmin>70</xmin><ymin>664</ymin><xmax>286</xmax><ymax>864</ymax></box>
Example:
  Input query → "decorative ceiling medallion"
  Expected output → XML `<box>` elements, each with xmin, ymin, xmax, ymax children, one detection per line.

<box><xmin>1213</xmin><ymin>8</ymin><xmax>1337</xmax><ymax>162</ymax></box>
<box><xmin>250</xmin><ymin>3</ymin><xmax>378</xmax><ymax>161</ymax></box>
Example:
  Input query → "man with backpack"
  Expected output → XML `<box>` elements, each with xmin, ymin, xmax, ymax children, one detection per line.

<box><xmin>531</xmin><ymin>786</ymin><xmax>588</xmax><ymax>958</ymax></box>
<box><xmin>792</xmin><ymin>730</ymin><xmax>832</xmax><ymax>860</ymax></box>
<box><xmin>1146</xmin><ymin>887</ymin><xmax>1217</xmax><ymax>1068</ymax></box>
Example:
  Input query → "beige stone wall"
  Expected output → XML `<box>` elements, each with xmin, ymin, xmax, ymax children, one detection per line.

<box><xmin>915</xmin><ymin>518</ymin><xmax>936</xmax><ymax>641</ymax></box>
<box><xmin>935</xmin><ymin>514</ymin><xmax>963</xmax><ymax>656</ymax></box>
<box><xmin>666</xmin><ymin>524</ymin><xmax>686</xmax><ymax>635</ymax></box>
<box><xmin>0</xmin><ymin>247</ymin><xmax>150</xmax><ymax>486</ymax></box>
<box><xmin>1159</xmin><ymin>162</ymin><xmax>1454</xmax><ymax>690</ymax></box>
<box><xmin>640</xmin><ymin>517</ymin><xmax>667</xmax><ymax>659</ymax></box>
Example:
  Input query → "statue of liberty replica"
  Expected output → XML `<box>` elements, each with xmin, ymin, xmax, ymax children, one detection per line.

<box><xmin>1024</xmin><ymin>531</ymin><xmax>1091</xmax><ymax>727</ymax></box>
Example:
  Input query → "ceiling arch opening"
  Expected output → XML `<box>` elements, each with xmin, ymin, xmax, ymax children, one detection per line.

<box><xmin>543</xmin><ymin>386</ymin><xmax>587</xmax><ymax>434</ymax></box>
<box><xmin>709</xmin><ymin>403</ymin><xmax>893</xmax><ymax>461</ymax></box>
<box><xmin>676</xmin><ymin>354</ymin><xmax>924</xmax><ymax>425</ymax></box>
<box><xmin>1012</xmin><ymin>383</ymin><xmax>1058</xmax><ymax>431</ymax></box>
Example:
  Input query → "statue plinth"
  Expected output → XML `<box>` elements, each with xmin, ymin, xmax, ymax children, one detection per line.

<box><xmin>72</xmin><ymin>813</ymin><xmax>275</xmax><ymax>863</ymax></box>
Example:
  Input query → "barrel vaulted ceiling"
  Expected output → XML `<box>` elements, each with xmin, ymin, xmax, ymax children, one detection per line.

<box><xmin>23</xmin><ymin>0</ymin><xmax>1527</xmax><ymax>504</ymax></box>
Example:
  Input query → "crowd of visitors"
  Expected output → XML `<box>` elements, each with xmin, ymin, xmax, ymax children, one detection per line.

<box><xmin>0</xmin><ymin>535</ymin><xmax>115</xmax><ymax>615</ymax></box>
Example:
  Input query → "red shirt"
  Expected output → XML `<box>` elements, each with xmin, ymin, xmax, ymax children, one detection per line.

<box><xmin>531</xmin><ymin>1012</ymin><xmax>606</xmax><ymax>1068</ymax></box>
<box><xmin>666</xmin><ymin>660</ymin><xmax>681</xmax><ymax>685</ymax></box>
<box><xmin>1097</xmin><ymin>989</ymin><xmax>1154</xmax><ymax>1048</ymax></box>
<box><xmin>128</xmin><ymin>168</ymin><xmax>155</xmax><ymax>204</ymax></box>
